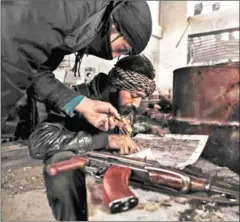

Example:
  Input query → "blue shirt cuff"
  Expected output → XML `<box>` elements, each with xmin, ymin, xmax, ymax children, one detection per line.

<box><xmin>63</xmin><ymin>95</ymin><xmax>85</xmax><ymax>117</ymax></box>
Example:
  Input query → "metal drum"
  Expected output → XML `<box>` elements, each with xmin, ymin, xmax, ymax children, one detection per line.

<box><xmin>169</xmin><ymin>62</ymin><xmax>239</xmax><ymax>173</ymax></box>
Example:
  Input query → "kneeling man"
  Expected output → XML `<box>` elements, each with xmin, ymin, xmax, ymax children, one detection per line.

<box><xmin>28</xmin><ymin>55</ymin><xmax>157</xmax><ymax>221</ymax></box>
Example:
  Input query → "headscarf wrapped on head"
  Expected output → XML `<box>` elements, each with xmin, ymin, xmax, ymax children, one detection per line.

<box><xmin>108</xmin><ymin>67</ymin><xmax>156</xmax><ymax>97</ymax></box>
<box><xmin>113</xmin><ymin>1</ymin><xmax>152</xmax><ymax>55</ymax></box>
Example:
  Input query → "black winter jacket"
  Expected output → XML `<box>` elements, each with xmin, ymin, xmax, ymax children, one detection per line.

<box><xmin>1</xmin><ymin>0</ymin><xmax>124</xmax><ymax>120</ymax></box>
<box><xmin>28</xmin><ymin>73</ymin><xmax>127</xmax><ymax>160</ymax></box>
<box><xmin>28</xmin><ymin>73</ymin><xmax>153</xmax><ymax>161</ymax></box>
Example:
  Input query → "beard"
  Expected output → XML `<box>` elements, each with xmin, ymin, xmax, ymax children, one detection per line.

<box><xmin>118</xmin><ymin>104</ymin><xmax>136</xmax><ymax>115</ymax></box>
<box><xmin>109</xmin><ymin>90</ymin><xmax>136</xmax><ymax>115</ymax></box>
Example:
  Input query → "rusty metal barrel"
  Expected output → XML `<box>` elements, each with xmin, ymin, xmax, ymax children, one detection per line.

<box><xmin>169</xmin><ymin>62</ymin><xmax>239</xmax><ymax>173</ymax></box>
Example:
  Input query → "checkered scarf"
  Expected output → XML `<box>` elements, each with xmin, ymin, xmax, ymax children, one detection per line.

<box><xmin>108</xmin><ymin>67</ymin><xmax>156</xmax><ymax>96</ymax></box>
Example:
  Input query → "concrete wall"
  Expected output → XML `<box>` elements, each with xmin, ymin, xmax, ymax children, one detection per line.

<box><xmin>157</xmin><ymin>1</ymin><xmax>188</xmax><ymax>90</ymax></box>
<box><xmin>157</xmin><ymin>1</ymin><xmax>239</xmax><ymax>90</ymax></box>
<box><xmin>53</xmin><ymin>54</ymin><xmax>117</xmax><ymax>84</ymax></box>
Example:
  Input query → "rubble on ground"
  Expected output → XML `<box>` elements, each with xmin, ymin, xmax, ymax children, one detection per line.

<box><xmin>1</xmin><ymin>141</ymin><xmax>239</xmax><ymax>221</ymax></box>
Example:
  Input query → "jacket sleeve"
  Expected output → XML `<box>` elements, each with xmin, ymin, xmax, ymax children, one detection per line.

<box><xmin>31</xmin><ymin>68</ymin><xmax>83</xmax><ymax>116</ymax></box>
<box><xmin>27</xmin><ymin>1</ymin><xmax>104</xmax><ymax>113</ymax></box>
<box><xmin>28</xmin><ymin>122</ymin><xmax>108</xmax><ymax>160</ymax></box>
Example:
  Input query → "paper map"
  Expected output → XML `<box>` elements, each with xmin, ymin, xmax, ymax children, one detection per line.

<box><xmin>127</xmin><ymin>134</ymin><xmax>209</xmax><ymax>169</ymax></box>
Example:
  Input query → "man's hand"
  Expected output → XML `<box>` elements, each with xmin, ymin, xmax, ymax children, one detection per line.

<box><xmin>75</xmin><ymin>97</ymin><xmax>121</xmax><ymax>131</ymax></box>
<box><xmin>108</xmin><ymin>135</ymin><xmax>140</xmax><ymax>155</ymax></box>
<box><xmin>151</xmin><ymin>126</ymin><xmax>169</xmax><ymax>137</ymax></box>
<box><xmin>116</xmin><ymin>117</ymin><xmax>133</xmax><ymax>136</ymax></box>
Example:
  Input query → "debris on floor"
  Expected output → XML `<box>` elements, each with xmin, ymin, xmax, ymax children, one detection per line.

<box><xmin>1</xmin><ymin>142</ymin><xmax>239</xmax><ymax>221</ymax></box>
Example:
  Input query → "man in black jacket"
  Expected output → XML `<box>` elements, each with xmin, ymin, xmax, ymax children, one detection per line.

<box><xmin>28</xmin><ymin>55</ymin><xmax>156</xmax><ymax>221</ymax></box>
<box><xmin>1</xmin><ymin>0</ymin><xmax>152</xmax><ymax>132</ymax></box>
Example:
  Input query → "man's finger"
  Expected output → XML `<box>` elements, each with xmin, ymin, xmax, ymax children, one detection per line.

<box><xmin>157</xmin><ymin>129</ymin><xmax>165</xmax><ymax>137</ymax></box>
<box><xmin>120</xmin><ymin>140</ymin><xmax>129</xmax><ymax>155</ymax></box>
<box><xmin>121</xmin><ymin>118</ymin><xmax>128</xmax><ymax>124</ymax></box>
<box><xmin>98</xmin><ymin>119</ymin><xmax>108</xmax><ymax>132</ymax></box>
<box><xmin>109</xmin><ymin>116</ymin><xmax>116</xmax><ymax>130</ymax></box>
<box><xmin>108</xmin><ymin>106</ymin><xmax>121</xmax><ymax>121</ymax></box>
<box><xmin>104</xmin><ymin>119</ymin><xmax>109</xmax><ymax>131</ymax></box>
<box><xmin>98</xmin><ymin>123</ymin><xmax>105</xmax><ymax>132</ymax></box>
<box><xmin>125</xmin><ymin>143</ymin><xmax>130</xmax><ymax>154</ymax></box>
<box><xmin>96</xmin><ymin>101</ymin><xmax>120</xmax><ymax>120</ymax></box>
<box><xmin>129</xmin><ymin>138</ymin><xmax>140</xmax><ymax>152</ymax></box>
<box><xmin>120</xmin><ymin>144</ymin><xmax>125</xmax><ymax>155</ymax></box>
<box><xmin>97</xmin><ymin>114</ymin><xmax>108</xmax><ymax>131</ymax></box>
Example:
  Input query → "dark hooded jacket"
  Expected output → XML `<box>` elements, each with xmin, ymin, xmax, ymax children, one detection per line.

<box><xmin>28</xmin><ymin>73</ymin><xmax>135</xmax><ymax>161</ymax></box>
<box><xmin>28</xmin><ymin>71</ymin><xmax>157</xmax><ymax>161</ymax></box>
<box><xmin>1</xmin><ymin>0</ymin><xmax>152</xmax><ymax>123</ymax></box>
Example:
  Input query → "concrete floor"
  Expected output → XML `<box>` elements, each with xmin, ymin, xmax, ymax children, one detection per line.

<box><xmin>1</xmin><ymin>142</ymin><xmax>239</xmax><ymax>221</ymax></box>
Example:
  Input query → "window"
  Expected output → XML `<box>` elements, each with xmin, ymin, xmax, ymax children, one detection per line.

<box><xmin>187</xmin><ymin>1</ymin><xmax>239</xmax><ymax>17</ymax></box>
<box><xmin>187</xmin><ymin>28</ymin><xmax>239</xmax><ymax>65</ymax></box>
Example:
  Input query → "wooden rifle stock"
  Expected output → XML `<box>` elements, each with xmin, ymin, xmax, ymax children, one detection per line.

<box><xmin>102</xmin><ymin>165</ymin><xmax>138</xmax><ymax>214</ymax></box>
<box><xmin>47</xmin><ymin>156</ymin><xmax>89</xmax><ymax>176</ymax></box>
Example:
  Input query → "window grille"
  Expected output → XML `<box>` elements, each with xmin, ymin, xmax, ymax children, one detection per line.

<box><xmin>187</xmin><ymin>28</ymin><xmax>239</xmax><ymax>65</ymax></box>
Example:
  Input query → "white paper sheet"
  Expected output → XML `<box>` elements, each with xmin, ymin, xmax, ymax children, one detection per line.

<box><xmin>127</xmin><ymin>134</ymin><xmax>209</xmax><ymax>169</ymax></box>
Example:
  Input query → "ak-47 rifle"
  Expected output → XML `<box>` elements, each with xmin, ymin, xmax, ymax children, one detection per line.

<box><xmin>47</xmin><ymin>151</ymin><xmax>239</xmax><ymax>214</ymax></box>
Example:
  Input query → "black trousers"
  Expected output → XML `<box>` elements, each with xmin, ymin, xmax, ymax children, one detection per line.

<box><xmin>43</xmin><ymin>152</ymin><xmax>88</xmax><ymax>221</ymax></box>
<box><xmin>1</xmin><ymin>71</ymin><xmax>25</xmax><ymax>126</ymax></box>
